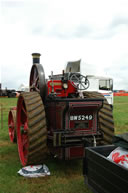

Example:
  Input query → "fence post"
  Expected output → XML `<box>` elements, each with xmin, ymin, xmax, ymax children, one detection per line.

<box><xmin>1</xmin><ymin>104</ymin><xmax>3</xmax><ymax>129</ymax></box>
<box><xmin>0</xmin><ymin>103</ymin><xmax>1</xmax><ymax>129</ymax></box>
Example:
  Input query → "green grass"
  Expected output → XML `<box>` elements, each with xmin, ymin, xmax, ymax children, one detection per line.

<box><xmin>0</xmin><ymin>96</ymin><xmax>128</xmax><ymax>193</ymax></box>
<box><xmin>0</xmin><ymin>98</ymin><xmax>17</xmax><ymax>140</ymax></box>
<box><xmin>113</xmin><ymin>96</ymin><xmax>128</xmax><ymax>134</ymax></box>
<box><xmin>0</xmin><ymin>97</ymin><xmax>92</xmax><ymax>193</ymax></box>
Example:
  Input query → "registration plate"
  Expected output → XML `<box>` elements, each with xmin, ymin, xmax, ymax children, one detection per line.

<box><xmin>70</xmin><ymin>115</ymin><xmax>93</xmax><ymax>121</ymax></box>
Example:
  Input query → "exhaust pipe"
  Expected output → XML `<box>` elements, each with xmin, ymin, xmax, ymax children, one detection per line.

<box><xmin>32</xmin><ymin>53</ymin><xmax>41</xmax><ymax>64</ymax></box>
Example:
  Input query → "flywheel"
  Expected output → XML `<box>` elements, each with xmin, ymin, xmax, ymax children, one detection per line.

<box><xmin>17</xmin><ymin>91</ymin><xmax>47</xmax><ymax>166</ymax></box>
<box><xmin>29</xmin><ymin>63</ymin><xmax>46</xmax><ymax>101</ymax></box>
<box><xmin>83</xmin><ymin>91</ymin><xmax>114</xmax><ymax>145</ymax></box>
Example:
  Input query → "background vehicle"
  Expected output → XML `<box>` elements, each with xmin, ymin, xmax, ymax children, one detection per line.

<box><xmin>66</xmin><ymin>60</ymin><xmax>113</xmax><ymax>108</ymax></box>
<box><xmin>0</xmin><ymin>86</ymin><xmax>16</xmax><ymax>97</ymax></box>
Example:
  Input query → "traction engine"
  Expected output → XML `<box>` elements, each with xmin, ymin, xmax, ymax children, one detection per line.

<box><xmin>8</xmin><ymin>53</ymin><xmax>114</xmax><ymax>166</ymax></box>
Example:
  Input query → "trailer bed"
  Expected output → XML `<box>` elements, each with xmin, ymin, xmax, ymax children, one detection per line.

<box><xmin>83</xmin><ymin>145</ymin><xmax>128</xmax><ymax>193</ymax></box>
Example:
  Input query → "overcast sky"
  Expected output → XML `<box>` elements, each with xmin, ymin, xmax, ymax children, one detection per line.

<box><xmin>0</xmin><ymin>0</ymin><xmax>128</xmax><ymax>90</ymax></box>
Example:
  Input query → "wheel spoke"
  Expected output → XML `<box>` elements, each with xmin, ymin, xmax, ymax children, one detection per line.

<box><xmin>35</xmin><ymin>76</ymin><xmax>39</xmax><ymax>86</ymax></box>
<box><xmin>30</xmin><ymin>72</ymin><xmax>39</xmax><ymax>91</ymax></box>
<box><xmin>80</xmin><ymin>75</ymin><xmax>83</xmax><ymax>81</ymax></box>
<box><xmin>81</xmin><ymin>82</ymin><xmax>85</xmax><ymax>89</ymax></box>
<box><xmin>34</xmin><ymin>67</ymin><xmax>37</xmax><ymax>80</ymax></box>
<box><xmin>70</xmin><ymin>73</ymin><xmax>89</xmax><ymax>90</ymax></box>
<box><xmin>74</xmin><ymin>75</ymin><xmax>79</xmax><ymax>82</ymax></box>
<box><xmin>22</xmin><ymin>135</ymin><xmax>28</xmax><ymax>147</ymax></box>
<box><xmin>22</xmin><ymin>106</ymin><xmax>27</xmax><ymax>116</ymax></box>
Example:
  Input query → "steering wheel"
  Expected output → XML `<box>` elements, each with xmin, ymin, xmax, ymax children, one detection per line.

<box><xmin>70</xmin><ymin>73</ymin><xmax>89</xmax><ymax>90</ymax></box>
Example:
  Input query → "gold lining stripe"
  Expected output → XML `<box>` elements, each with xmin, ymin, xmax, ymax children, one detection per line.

<box><xmin>32</xmin><ymin>55</ymin><xmax>40</xmax><ymax>58</ymax></box>
<box><xmin>50</xmin><ymin>82</ymin><xmax>62</xmax><ymax>86</ymax></box>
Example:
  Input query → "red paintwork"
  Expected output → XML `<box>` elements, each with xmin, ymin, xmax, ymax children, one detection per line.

<box><xmin>46</xmin><ymin>100</ymin><xmax>101</xmax><ymax>133</ymax></box>
<box><xmin>46</xmin><ymin>99</ymin><xmax>103</xmax><ymax>159</ymax></box>
<box><xmin>69</xmin><ymin>102</ymin><xmax>98</xmax><ymax>134</ymax></box>
<box><xmin>17</xmin><ymin>96</ymin><xmax>29</xmax><ymax>166</ymax></box>
<box><xmin>66</xmin><ymin>146</ymin><xmax>84</xmax><ymax>159</ymax></box>
<box><xmin>47</xmin><ymin>80</ymin><xmax>77</xmax><ymax>97</ymax></box>
<box><xmin>8</xmin><ymin>110</ymin><xmax>15</xmax><ymax>142</ymax></box>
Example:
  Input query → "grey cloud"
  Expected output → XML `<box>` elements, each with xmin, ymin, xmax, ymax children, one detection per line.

<box><xmin>1</xmin><ymin>64</ymin><xmax>29</xmax><ymax>90</ymax></box>
<box><xmin>50</xmin><ymin>24</ymin><xmax>117</xmax><ymax>40</ymax></box>
<box><xmin>72</xmin><ymin>25</ymin><xmax>92</xmax><ymax>38</ymax></box>
<box><xmin>89</xmin><ymin>17</ymin><xmax>128</xmax><ymax>40</ymax></box>
<box><xmin>91</xmin><ymin>30</ymin><xmax>116</xmax><ymax>40</ymax></box>
<box><xmin>2</xmin><ymin>79</ymin><xmax>18</xmax><ymax>90</ymax></box>
<box><xmin>94</xmin><ymin>17</ymin><xmax>128</xmax><ymax>40</ymax></box>
<box><xmin>110</xmin><ymin>17</ymin><xmax>128</xmax><ymax>28</ymax></box>
<box><xmin>32</xmin><ymin>24</ymin><xmax>92</xmax><ymax>39</ymax></box>
<box><xmin>32</xmin><ymin>26</ymin><xmax>44</xmax><ymax>35</ymax></box>
<box><xmin>1</xmin><ymin>0</ymin><xmax>24</xmax><ymax>8</ymax></box>
<box><xmin>105</xmin><ymin>64</ymin><xmax>128</xmax><ymax>90</ymax></box>
<box><xmin>31</xmin><ymin>22</ymin><xmax>118</xmax><ymax>40</ymax></box>
<box><xmin>2</xmin><ymin>74</ymin><xmax>29</xmax><ymax>90</ymax></box>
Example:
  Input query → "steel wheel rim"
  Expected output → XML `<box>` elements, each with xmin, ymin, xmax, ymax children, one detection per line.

<box><xmin>17</xmin><ymin>95</ymin><xmax>29</xmax><ymax>166</ymax></box>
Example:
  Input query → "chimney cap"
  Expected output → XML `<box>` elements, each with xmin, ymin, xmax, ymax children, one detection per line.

<box><xmin>32</xmin><ymin>53</ymin><xmax>41</xmax><ymax>58</ymax></box>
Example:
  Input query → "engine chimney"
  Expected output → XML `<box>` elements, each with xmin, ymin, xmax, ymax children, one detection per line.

<box><xmin>32</xmin><ymin>53</ymin><xmax>41</xmax><ymax>64</ymax></box>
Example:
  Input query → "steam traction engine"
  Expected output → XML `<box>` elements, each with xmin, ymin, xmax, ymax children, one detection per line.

<box><xmin>8</xmin><ymin>53</ymin><xmax>114</xmax><ymax>166</ymax></box>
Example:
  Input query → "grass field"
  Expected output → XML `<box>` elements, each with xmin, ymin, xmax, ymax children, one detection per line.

<box><xmin>0</xmin><ymin>96</ymin><xmax>128</xmax><ymax>193</ymax></box>
<box><xmin>113</xmin><ymin>96</ymin><xmax>128</xmax><ymax>133</ymax></box>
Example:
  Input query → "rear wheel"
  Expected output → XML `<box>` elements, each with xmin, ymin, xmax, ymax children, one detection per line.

<box><xmin>8</xmin><ymin>108</ymin><xmax>17</xmax><ymax>143</ymax></box>
<box><xmin>83</xmin><ymin>91</ymin><xmax>114</xmax><ymax>145</ymax></box>
<box><xmin>17</xmin><ymin>91</ymin><xmax>47</xmax><ymax>166</ymax></box>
